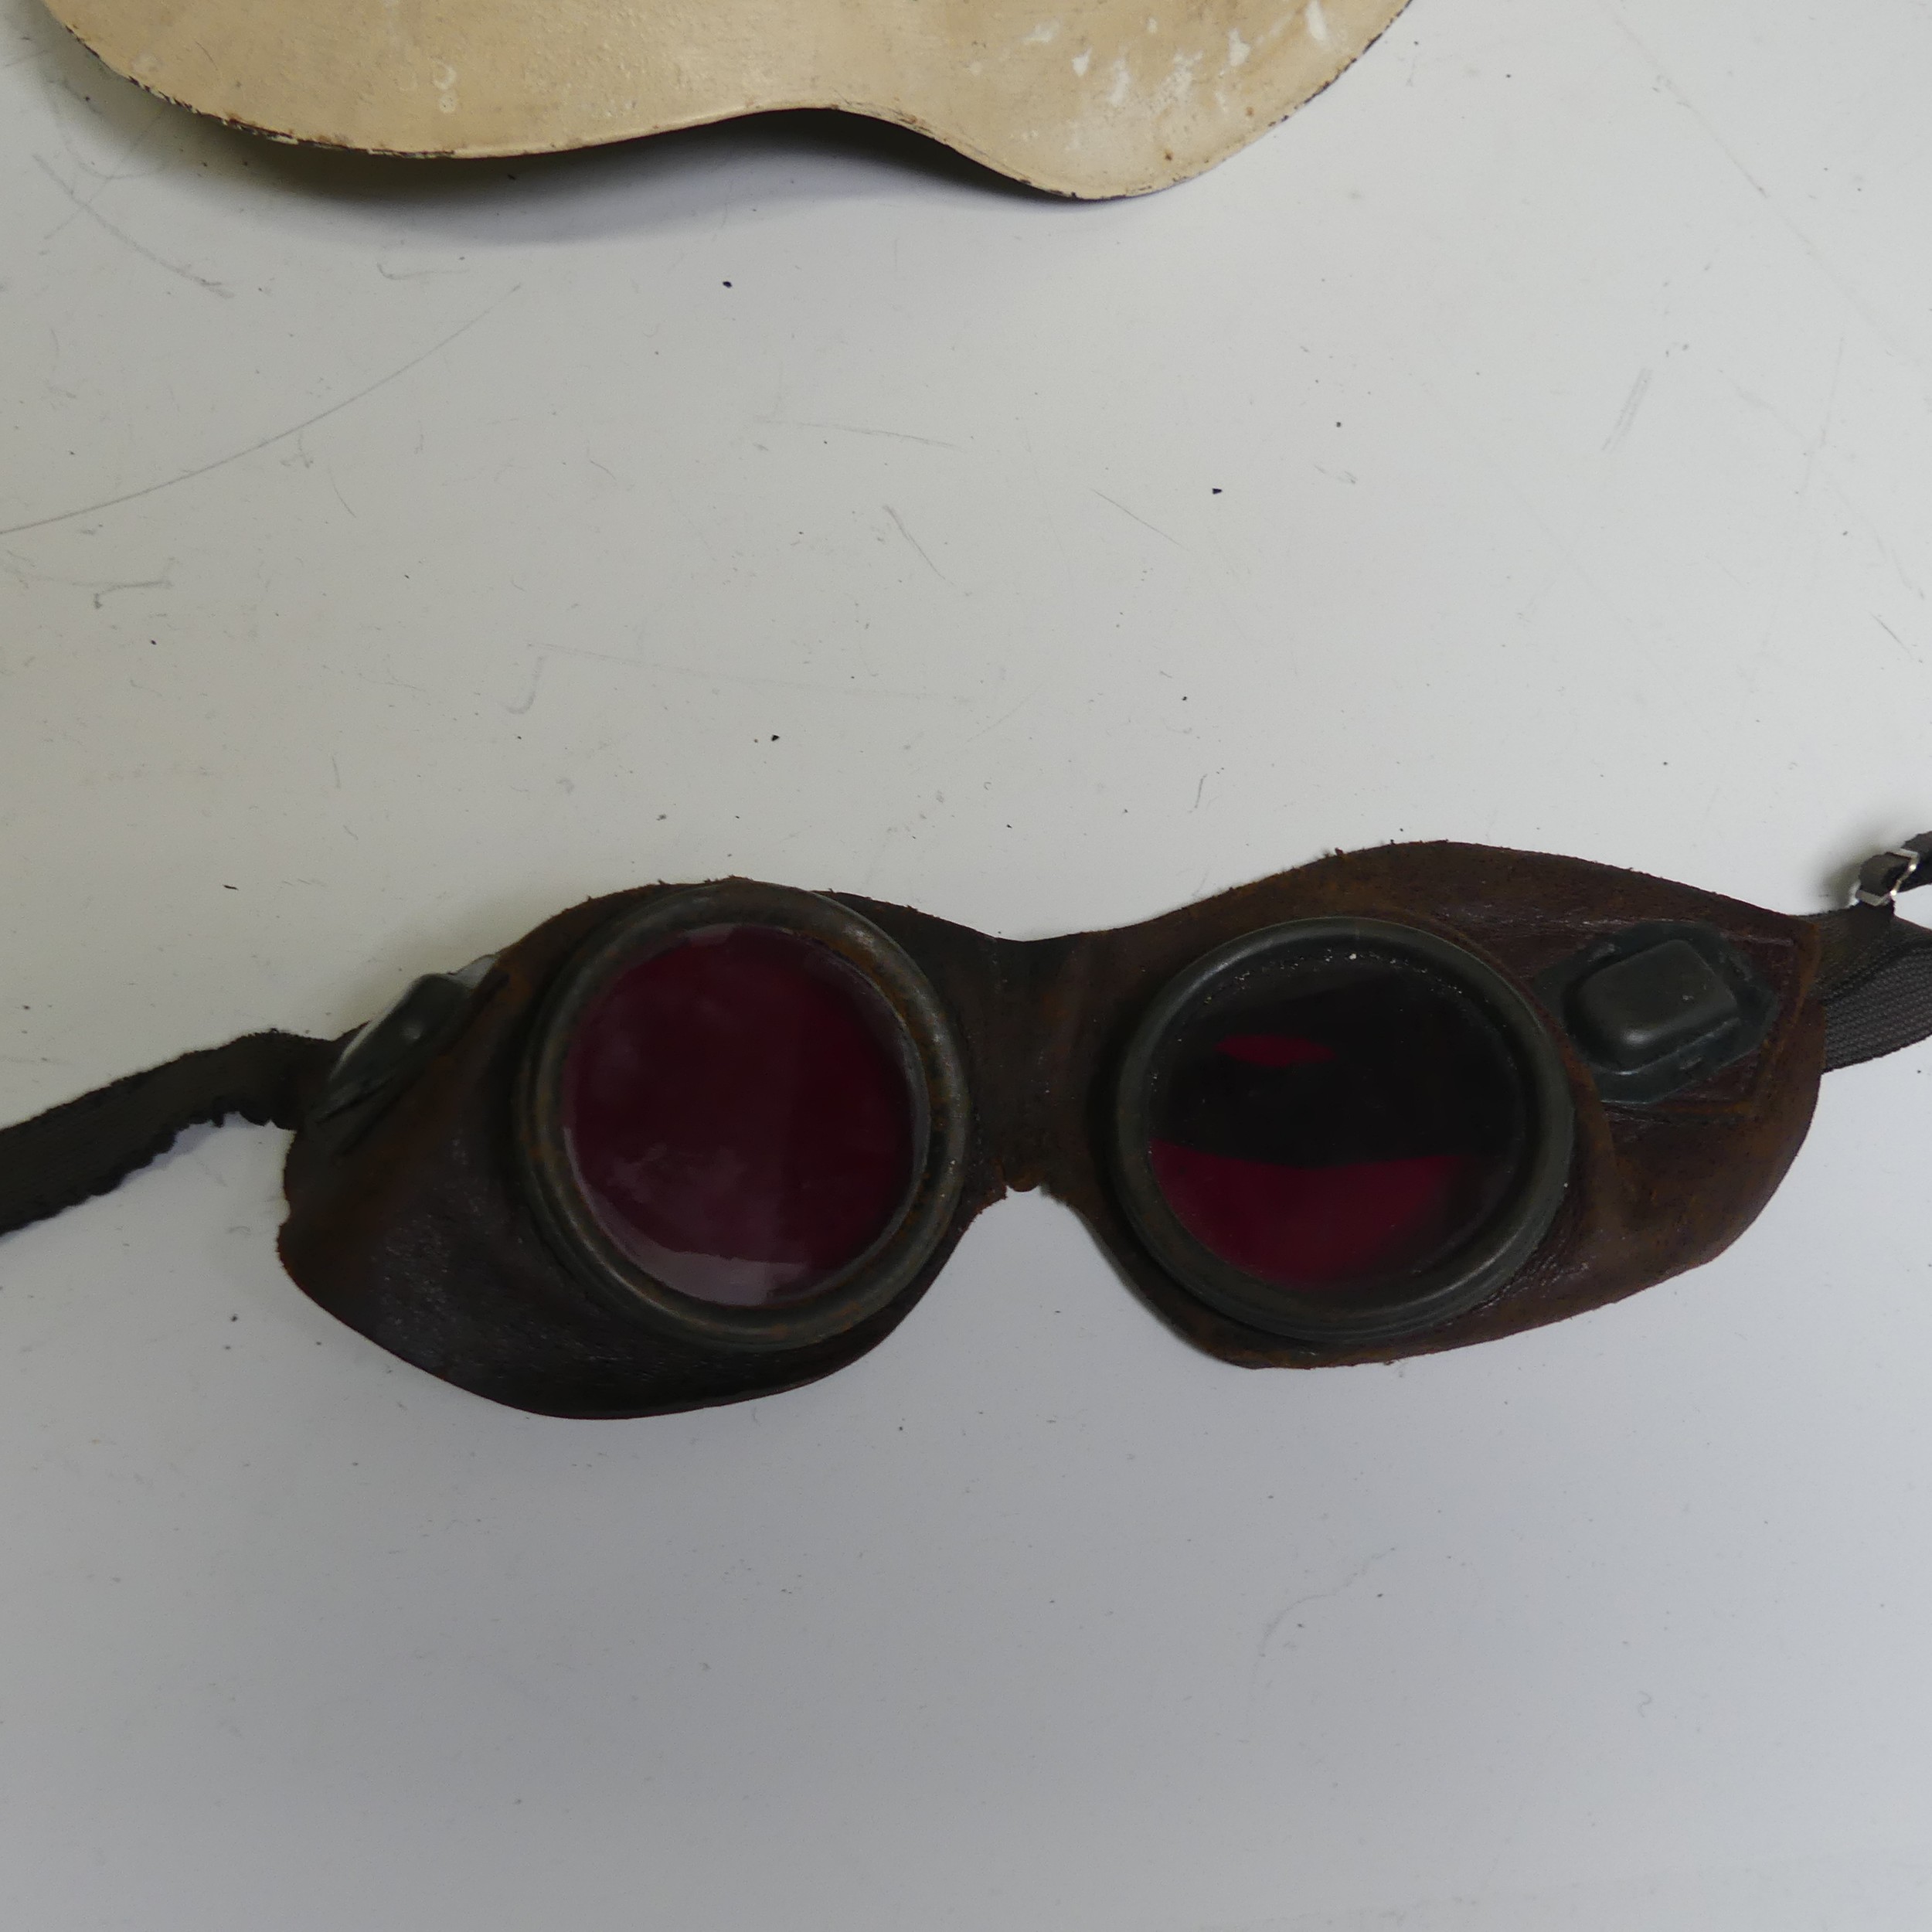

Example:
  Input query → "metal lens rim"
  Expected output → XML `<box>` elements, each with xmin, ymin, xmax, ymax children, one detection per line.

<box><xmin>518</xmin><ymin>882</ymin><xmax>970</xmax><ymax>1354</ymax></box>
<box><xmin>1111</xmin><ymin>916</ymin><xmax>1575</xmax><ymax>1346</ymax></box>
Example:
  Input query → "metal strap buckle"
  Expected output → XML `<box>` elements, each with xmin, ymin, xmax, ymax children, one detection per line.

<box><xmin>1855</xmin><ymin>845</ymin><xmax>1926</xmax><ymax>909</ymax></box>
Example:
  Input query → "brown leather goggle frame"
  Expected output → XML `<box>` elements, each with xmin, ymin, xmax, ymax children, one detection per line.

<box><xmin>271</xmin><ymin>838</ymin><xmax>1837</xmax><ymax>1418</ymax></box>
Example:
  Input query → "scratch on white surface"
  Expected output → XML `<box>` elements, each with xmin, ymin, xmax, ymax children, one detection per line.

<box><xmin>1226</xmin><ymin>29</ymin><xmax>1252</xmax><ymax>67</ymax></box>
<box><xmin>1094</xmin><ymin>488</ymin><xmax>1183</xmax><ymax>546</ymax></box>
<box><xmin>964</xmin><ymin>682</ymin><xmax>1047</xmax><ymax>743</ymax></box>
<box><xmin>36</xmin><ymin>99</ymin><xmax>168</xmax><ymax>247</ymax></box>
<box><xmin>1107</xmin><ymin>57</ymin><xmax>1132</xmax><ymax>106</ymax></box>
<box><xmin>758</xmin><ymin>416</ymin><xmax>958</xmax><ymax>449</ymax></box>
<box><xmin>651</xmin><ymin>476</ymin><xmax>723</xmax><ymax>570</ymax></box>
<box><xmin>1874</xmin><ymin>615</ymin><xmax>1915</xmax><ymax>661</ymax></box>
<box><xmin>1304</xmin><ymin>0</ymin><xmax>1332</xmax><ymax>46</ymax></box>
<box><xmin>1071</xmin><ymin>48</ymin><xmax>1091</xmax><ymax>74</ymax></box>
<box><xmin>1801</xmin><ymin>332</ymin><xmax>1847</xmax><ymax>494</ymax></box>
<box><xmin>32</xmin><ymin>156</ymin><xmax>233</xmax><ymax>298</ymax></box>
<box><xmin>1751</xmin><ymin>332</ymin><xmax>1849</xmax><ymax>662</ymax></box>
<box><xmin>0</xmin><ymin>553</ymin><xmax>176</xmax><ymax>606</ymax></box>
<box><xmin>860</xmin><ymin>825</ymin><xmax>900</xmax><ymax>892</ymax></box>
<box><xmin>1600</xmin><ymin>366</ymin><xmax>1651</xmax><ymax>452</ymax></box>
<box><xmin>0</xmin><ymin>291</ymin><xmax>519</xmax><ymax>539</ymax></box>
<box><xmin>1422</xmin><ymin>372</ymin><xmax>1651</xmax><ymax>659</ymax></box>
<box><xmin>1257</xmin><ymin>1546</ymin><xmax>1395</xmax><ymax>1658</ymax></box>
<box><xmin>885</xmin><ymin>505</ymin><xmax>947</xmax><ymax>580</ymax></box>
<box><xmin>90</xmin><ymin>566</ymin><xmax>173</xmax><ymax>608</ymax></box>
<box><xmin>1601</xmin><ymin>4</ymin><xmax>1926</xmax><ymax>381</ymax></box>
<box><xmin>1020</xmin><ymin>21</ymin><xmax>1059</xmax><ymax>44</ymax></box>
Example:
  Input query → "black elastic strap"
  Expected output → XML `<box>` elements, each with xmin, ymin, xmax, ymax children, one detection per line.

<box><xmin>1818</xmin><ymin>832</ymin><xmax>1932</xmax><ymax>1072</ymax></box>
<box><xmin>0</xmin><ymin>1032</ymin><xmax>333</xmax><ymax>1241</ymax></box>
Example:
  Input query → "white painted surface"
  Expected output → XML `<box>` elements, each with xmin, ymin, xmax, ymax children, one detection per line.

<box><xmin>4</xmin><ymin>2</ymin><xmax>1932</xmax><ymax>1926</ymax></box>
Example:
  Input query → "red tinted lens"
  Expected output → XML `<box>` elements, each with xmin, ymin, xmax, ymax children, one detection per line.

<box><xmin>1145</xmin><ymin>951</ymin><xmax>1528</xmax><ymax>1293</ymax></box>
<box><xmin>562</xmin><ymin>927</ymin><xmax>916</xmax><ymax>1307</ymax></box>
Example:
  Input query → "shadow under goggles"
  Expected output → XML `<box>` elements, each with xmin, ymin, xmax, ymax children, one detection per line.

<box><xmin>5</xmin><ymin>833</ymin><xmax>1932</xmax><ymax>1419</ymax></box>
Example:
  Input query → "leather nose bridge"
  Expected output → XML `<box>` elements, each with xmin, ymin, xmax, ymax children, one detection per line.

<box><xmin>969</xmin><ymin>932</ymin><xmax>1051</xmax><ymax>1196</ymax></box>
<box><xmin>976</xmin><ymin>930</ymin><xmax>1107</xmax><ymax>1199</ymax></box>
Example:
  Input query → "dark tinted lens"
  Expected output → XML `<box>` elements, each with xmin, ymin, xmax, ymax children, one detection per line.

<box><xmin>1145</xmin><ymin>949</ymin><xmax>1528</xmax><ymax>1293</ymax></box>
<box><xmin>562</xmin><ymin>926</ymin><xmax>917</xmax><ymax>1307</ymax></box>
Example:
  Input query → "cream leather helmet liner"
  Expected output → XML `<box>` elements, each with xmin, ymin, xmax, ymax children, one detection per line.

<box><xmin>43</xmin><ymin>0</ymin><xmax>1410</xmax><ymax>197</ymax></box>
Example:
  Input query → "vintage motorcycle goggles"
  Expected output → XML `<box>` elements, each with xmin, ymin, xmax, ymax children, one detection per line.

<box><xmin>4</xmin><ymin>832</ymin><xmax>1931</xmax><ymax>1418</ymax></box>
